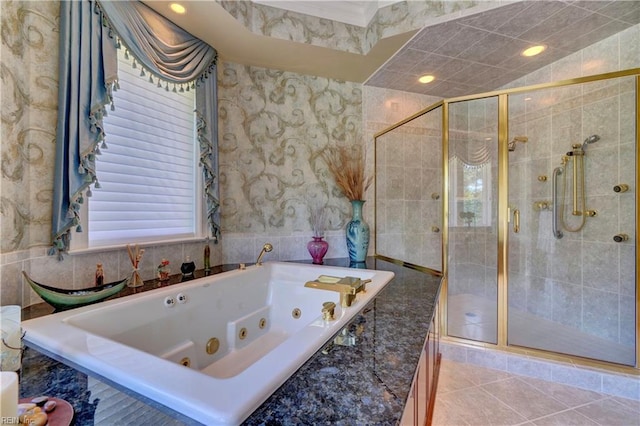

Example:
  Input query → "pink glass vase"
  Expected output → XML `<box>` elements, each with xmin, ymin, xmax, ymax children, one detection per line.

<box><xmin>307</xmin><ymin>236</ymin><xmax>329</xmax><ymax>264</ymax></box>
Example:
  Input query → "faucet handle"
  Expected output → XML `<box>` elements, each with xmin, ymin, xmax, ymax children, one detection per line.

<box><xmin>337</xmin><ymin>276</ymin><xmax>370</xmax><ymax>294</ymax></box>
<box><xmin>322</xmin><ymin>301</ymin><xmax>336</xmax><ymax>321</ymax></box>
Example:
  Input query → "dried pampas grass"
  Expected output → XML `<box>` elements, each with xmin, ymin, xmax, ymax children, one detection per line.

<box><xmin>323</xmin><ymin>145</ymin><xmax>372</xmax><ymax>201</ymax></box>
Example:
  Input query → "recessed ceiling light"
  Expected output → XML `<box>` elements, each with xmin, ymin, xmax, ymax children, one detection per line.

<box><xmin>170</xmin><ymin>3</ymin><xmax>186</xmax><ymax>14</ymax></box>
<box><xmin>521</xmin><ymin>45</ymin><xmax>546</xmax><ymax>57</ymax></box>
<box><xmin>418</xmin><ymin>75</ymin><xmax>435</xmax><ymax>84</ymax></box>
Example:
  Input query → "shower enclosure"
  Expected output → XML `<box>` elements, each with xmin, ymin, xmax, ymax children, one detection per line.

<box><xmin>375</xmin><ymin>69</ymin><xmax>639</xmax><ymax>369</ymax></box>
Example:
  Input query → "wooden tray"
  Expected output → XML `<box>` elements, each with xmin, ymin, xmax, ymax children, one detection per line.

<box><xmin>19</xmin><ymin>397</ymin><xmax>74</xmax><ymax>426</ymax></box>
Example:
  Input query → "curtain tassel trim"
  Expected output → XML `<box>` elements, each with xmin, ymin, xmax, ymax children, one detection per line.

<box><xmin>50</xmin><ymin>78</ymin><xmax>115</xmax><ymax>259</ymax></box>
<box><xmin>114</xmin><ymin>38</ymin><xmax>216</xmax><ymax>94</ymax></box>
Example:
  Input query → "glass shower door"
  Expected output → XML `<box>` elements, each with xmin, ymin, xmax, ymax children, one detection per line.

<box><xmin>447</xmin><ymin>97</ymin><xmax>499</xmax><ymax>344</ymax></box>
<box><xmin>507</xmin><ymin>77</ymin><xmax>637</xmax><ymax>365</ymax></box>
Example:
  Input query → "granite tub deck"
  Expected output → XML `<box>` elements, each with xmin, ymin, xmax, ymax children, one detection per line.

<box><xmin>19</xmin><ymin>258</ymin><xmax>442</xmax><ymax>425</ymax></box>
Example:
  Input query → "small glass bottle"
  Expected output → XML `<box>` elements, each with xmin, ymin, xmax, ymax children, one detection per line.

<box><xmin>204</xmin><ymin>243</ymin><xmax>211</xmax><ymax>273</ymax></box>
<box><xmin>95</xmin><ymin>263</ymin><xmax>104</xmax><ymax>286</ymax></box>
<box><xmin>157</xmin><ymin>259</ymin><xmax>170</xmax><ymax>281</ymax></box>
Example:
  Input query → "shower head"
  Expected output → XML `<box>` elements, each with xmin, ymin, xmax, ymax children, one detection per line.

<box><xmin>256</xmin><ymin>242</ymin><xmax>273</xmax><ymax>266</ymax></box>
<box><xmin>508</xmin><ymin>136</ymin><xmax>528</xmax><ymax>152</ymax></box>
<box><xmin>581</xmin><ymin>134</ymin><xmax>600</xmax><ymax>150</ymax></box>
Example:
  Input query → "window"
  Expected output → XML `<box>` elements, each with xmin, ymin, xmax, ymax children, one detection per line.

<box><xmin>85</xmin><ymin>49</ymin><xmax>202</xmax><ymax>248</ymax></box>
<box><xmin>450</xmin><ymin>159</ymin><xmax>492</xmax><ymax>227</ymax></box>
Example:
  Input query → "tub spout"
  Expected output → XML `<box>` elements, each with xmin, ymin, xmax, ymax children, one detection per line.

<box><xmin>256</xmin><ymin>243</ymin><xmax>273</xmax><ymax>266</ymax></box>
<box><xmin>305</xmin><ymin>275</ymin><xmax>370</xmax><ymax>307</ymax></box>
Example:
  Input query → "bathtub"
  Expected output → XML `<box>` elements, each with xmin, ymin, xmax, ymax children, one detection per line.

<box><xmin>22</xmin><ymin>262</ymin><xmax>394</xmax><ymax>425</ymax></box>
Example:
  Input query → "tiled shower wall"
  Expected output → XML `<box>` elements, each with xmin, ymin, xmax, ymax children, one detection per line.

<box><xmin>506</xmin><ymin>75</ymin><xmax>636</xmax><ymax>360</ymax></box>
<box><xmin>375</xmin><ymin>106</ymin><xmax>443</xmax><ymax>270</ymax></box>
<box><xmin>446</xmin><ymin>23</ymin><xmax>639</xmax><ymax>363</ymax></box>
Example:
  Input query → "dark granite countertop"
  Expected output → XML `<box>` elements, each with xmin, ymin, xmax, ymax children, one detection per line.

<box><xmin>18</xmin><ymin>257</ymin><xmax>442</xmax><ymax>425</ymax></box>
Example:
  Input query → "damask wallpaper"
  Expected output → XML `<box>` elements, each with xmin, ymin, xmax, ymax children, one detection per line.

<box><xmin>218</xmin><ymin>0</ymin><xmax>481</xmax><ymax>55</ymax></box>
<box><xmin>218</xmin><ymin>62</ymin><xmax>363</xmax><ymax>235</ymax></box>
<box><xmin>1</xmin><ymin>0</ymin><xmax>59</xmax><ymax>253</ymax></box>
<box><xmin>0</xmin><ymin>1</ymin><xmax>375</xmax><ymax>306</ymax></box>
<box><xmin>0</xmin><ymin>1</ymin><xmax>381</xmax><ymax>257</ymax></box>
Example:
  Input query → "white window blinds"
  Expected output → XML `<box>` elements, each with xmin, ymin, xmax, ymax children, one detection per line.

<box><xmin>89</xmin><ymin>49</ymin><xmax>197</xmax><ymax>246</ymax></box>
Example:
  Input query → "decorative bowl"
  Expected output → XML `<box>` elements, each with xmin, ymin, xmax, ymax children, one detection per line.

<box><xmin>23</xmin><ymin>272</ymin><xmax>128</xmax><ymax>311</ymax></box>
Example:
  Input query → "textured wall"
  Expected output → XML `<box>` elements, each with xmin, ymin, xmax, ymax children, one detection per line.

<box><xmin>218</xmin><ymin>0</ymin><xmax>484</xmax><ymax>55</ymax></box>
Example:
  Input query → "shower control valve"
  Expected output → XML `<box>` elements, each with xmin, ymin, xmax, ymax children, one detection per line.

<box><xmin>613</xmin><ymin>184</ymin><xmax>629</xmax><ymax>193</ymax></box>
<box><xmin>613</xmin><ymin>234</ymin><xmax>629</xmax><ymax>243</ymax></box>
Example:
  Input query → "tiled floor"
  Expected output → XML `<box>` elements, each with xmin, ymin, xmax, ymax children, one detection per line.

<box><xmin>432</xmin><ymin>359</ymin><xmax>640</xmax><ymax>426</ymax></box>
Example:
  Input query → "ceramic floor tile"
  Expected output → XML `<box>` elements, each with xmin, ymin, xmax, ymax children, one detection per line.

<box><xmin>480</xmin><ymin>377</ymin><xmax>569</xmax><ymax>420</ymax></box>
<box><xmin>609</xmin><ymin>396</ymin><xmax>640</xmax><ymax>413</ymax></box>
<box><xmin>433</xmin><ymin>359</ymin><xmax>637</xmax><ymax>426</ymax></box>
<box><xmin>531</xmin><ymin>409</ymin><xmax>600</xmax><ymax>426</ymax></box>
<box><xmin>432</xmin><ymin>397</ymin><xmax>475</xmax><ymax>426</ymax></box>
<box><xmin>520</xmin><ymin>376</ymin><xmax>607</xmax><ymax>407</ymax></box>
<box><xmin>437</xmin><ymin>360</ymin><xmax>478</xmax><ymax>394</ymax></box>
<box><xmin>432</xmin><ymin>386</ymin><xmax>528</xmax><ymax>425</ymax></box>
<box><xmin>574</xmin><ymin>398</ymin><xmax>640</xmax><ymax>426</ymax></box>
<box><xmin>440</xmin><ymin>360</ymin><xmax>513</xmax><ymax>389</ymax></box>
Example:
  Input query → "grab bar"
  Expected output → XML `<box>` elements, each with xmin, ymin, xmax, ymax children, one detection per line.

<box><xmin>552</xmin><ymin>166</ymin><xmax>564</xmax><ymax>239</ymax></box>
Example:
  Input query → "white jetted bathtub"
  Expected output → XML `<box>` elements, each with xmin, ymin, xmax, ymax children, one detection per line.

<box><xmin>23</xmin><ymin>262</ymin><xmax>394</xmax><ymax>425</ymax></box>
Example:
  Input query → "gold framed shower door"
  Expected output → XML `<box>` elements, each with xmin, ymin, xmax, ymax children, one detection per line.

<box><xmin>373</xmin><ymin>68</ymin><xmax>640</xmax><ymax>374</ymax></box>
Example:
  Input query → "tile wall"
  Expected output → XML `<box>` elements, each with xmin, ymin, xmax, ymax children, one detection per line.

<box><xmin>374</xmin><ymin>104</ymin><xmax>443</xmax><ymax>270</ymax></box>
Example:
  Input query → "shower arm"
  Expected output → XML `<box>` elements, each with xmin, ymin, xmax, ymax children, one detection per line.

<box><xmin>552</xmin><ymin>166</ymin><xmax>564</xmax><ymax>239</ymax></box>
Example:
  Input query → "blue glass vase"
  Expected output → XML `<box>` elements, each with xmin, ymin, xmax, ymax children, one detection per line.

<box><xmin>346</xmin><ymin>200</ymin><xmax>370</xmax><ymax>263</ymax></box>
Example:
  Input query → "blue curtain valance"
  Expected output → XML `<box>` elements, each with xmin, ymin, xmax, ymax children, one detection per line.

<box><xmin>97</xmin><ymin>1</ymin><xmax>217</xmax><ymax>85</ymax></box>
<box><xmin>51</xmin><ymin>0</ymin><xmax>220</xmax><ymax>259</ymax></box>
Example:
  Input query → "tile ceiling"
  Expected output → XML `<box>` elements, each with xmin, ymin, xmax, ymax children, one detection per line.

<box><xmin>365</xmin><ymin>0</ymin><xmax>640</xmax><ymax>98</ymax></box>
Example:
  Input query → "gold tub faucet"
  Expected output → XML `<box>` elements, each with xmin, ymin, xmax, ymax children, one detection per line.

<box><xmin>304</xmin><ymin>275</ymin><xmax>370</xmax><ymax>307</ymax></box>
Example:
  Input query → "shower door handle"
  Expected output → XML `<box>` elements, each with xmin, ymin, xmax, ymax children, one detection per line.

<box><xmin>552</xmin><ymin>166</ymin><xmax>564</xmax><ymax>239</ymax></box>
<box><xmin>513</xmin><ymin>209</ymin><xmax>520</xmax><ymax>233</ymax></box>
